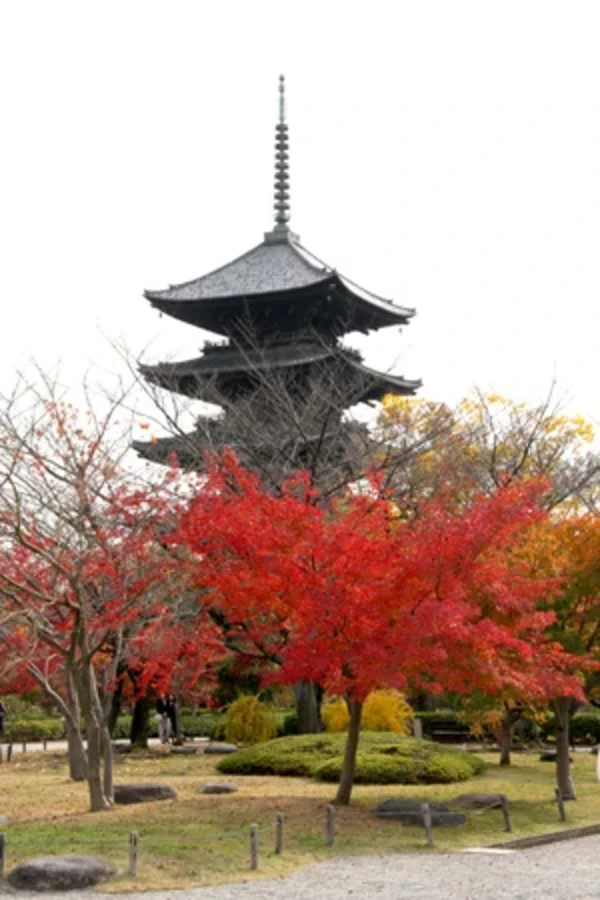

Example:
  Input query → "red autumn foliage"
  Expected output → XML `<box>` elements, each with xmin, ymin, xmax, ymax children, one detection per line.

<box><xmin>173</xmin><ymin>455</ymin><xmax>585</xmax><ymax>706</ymax></box>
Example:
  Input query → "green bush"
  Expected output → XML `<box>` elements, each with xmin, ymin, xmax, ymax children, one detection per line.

<box><xmin>278</xmin><ymin>712</ymin><xmax>299</xmax><ymax>736</ymax></box>
<box><xmin>314</xmin><ymin>754</ymin><xmax>421</xmax><ymax>784</ymax></box>
<box><xmin>180</xmin><ymin>712</ymin><xmax>226</xmax><ymax>740</ymax></box>
<box><xmin>217</xmin><ymin>732</ymin><xmax>485</xmax><ymax>785</ymax></box>
<box><xmin>5</xmin><ymin>718</ymin><xmax>65</xmax><ymax>742</ymax></box>
<box><xmin>224</xmin><ymin>696</ymin><xmax>278</xmax><ymax>745</ymax></box>
<box><xmin>2</xmin><ymin>697</ymin><xmax>53</xmax><ymax>720</ymax></box>
<box><xmin>539</xmin><ymin>710</ymin><xmax>600</xmax><ymax>745</ymax></box>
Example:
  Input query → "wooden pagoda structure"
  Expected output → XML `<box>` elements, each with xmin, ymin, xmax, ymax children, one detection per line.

<box><xmin>135</xmin><ymin>77</ymin><xmax>420</xmax><ymax>471</ymax></box>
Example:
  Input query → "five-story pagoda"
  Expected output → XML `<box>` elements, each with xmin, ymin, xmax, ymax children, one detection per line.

<box><xmin>135</xmin><ymin>77</ymin><xmax>420</xmax><ymax>480</ymax></box>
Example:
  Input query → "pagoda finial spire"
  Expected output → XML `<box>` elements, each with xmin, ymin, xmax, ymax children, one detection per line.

<box><xmin>274</xmin><ymin>74</ymin><xmax>290</xmax><ymax>228</ymax></box>
<box><xmin>265</xmin><ymin>75</ymin><xmax>298</xmax><ymax>243</ymax></box>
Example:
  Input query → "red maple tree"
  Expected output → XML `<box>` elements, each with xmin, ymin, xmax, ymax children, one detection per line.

<box><xmin>0</xmin><ymin>391</ymin><xmax>223</xmax><ymax>811</ymax></box>
<box><xmin>174</xmin><ymin>455</ymin><xmax>585</xmax><ymax>803</ymax></box>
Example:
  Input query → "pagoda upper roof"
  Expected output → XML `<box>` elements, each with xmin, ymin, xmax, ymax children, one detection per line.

<box><xmin>144</xmin><ymin>236</ymin><xmax>415</xmax><ymax>336</ymax></box>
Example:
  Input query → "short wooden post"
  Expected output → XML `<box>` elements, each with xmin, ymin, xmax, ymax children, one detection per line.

<box><xmin>275</xmin><ymin>813</ymin><xmax>284</xmax><ymax>854</ymax></box>
<box><xmin>501</xmin><ymin>795</ymin><xmax>512</xmax><ymax>832</ymax></box>
<box><xmin>555</xmin><ymin>787</ymin><xmax>566</xmax><ymax>822</ymax></box>
<box><xmin>128</xmin><ymin>831</ymin><xmax>138</xmax><ymax>877</ymax></box>
<box><xmin>421</xmin><ymin>802</ymin><xmax>434</xmax><ymax>848</ymax></box>
<box><xmin>326</xmin><ymin>804</ymin><xmax>335</xmax><ymax>847</ymax></box>
<box><xmin>21</xmin><ymin>742</ymin><xmax>26</xmax><ymax>754</ymax></box>
<box><xmin>0</xmin><ymin>744</ymin><xmax>3</xmax><ymax>764</ymax></box>
<box><xmin>0</xmin><ymin>832</ymin><xmax>5</xmax><ymax>878</ymax></box>
<box><xmin>249</xmin><ymin>824</ymin><xmax>258</xmax><ymax>870</ymax></box>
<box><xmin>413</xmin><ymin>718</ymin><xmax>423</xmax><ymax>740</ymax></box>
<box><xmin>7</xmin><ymin>743</ymin><xmax>12</xmax><ymax>763</ymax></box>
<box><xmin>43</xmin><ymin>739</ymin><xmax>47</xmax><ymax>751</ymax></box>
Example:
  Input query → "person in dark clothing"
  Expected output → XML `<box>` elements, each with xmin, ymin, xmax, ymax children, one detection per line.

<box><xmin>156</xmin><ymin>695</ymin><xmax>170</xmax><ymax>743</ymax></box>
<box><xmin>166</xmin><ymin>695</ymin><xmax>178</xmax><ymax>742</ymax></box>
<box><xmin>0</xmin><ymin>701</ymin><xmax>5</xmax><ymax>735</ymax></box>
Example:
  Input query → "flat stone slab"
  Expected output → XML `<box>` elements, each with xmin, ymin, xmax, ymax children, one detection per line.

<box><xmin>7</xmin><ymin>855</ymin><xmax>115</xmax><ymax>891</ymax></box>
<box><xmin>113</xmin><ymin>783</ymin><xmax>177</xmax><ymax>804</ymax></box>
<box><xmin>203</xmin><ymin>742</ymin><xmax>238</xmax><ymax>755</ymax></box>
<box><xmin>451</xmin><ymin>792</ymin><xmax>505</xmax><ymax>809</ymax></box>
<box><xmin>171</xmin><ymin>745</ymin><xmax>198</xmax><ymax>755</ymax></box>
<box><xmin>540</xmin><ymin>751</ymin><xmax>573</xmax><ymax>762</ymax></box>
<box><xmin>374</xmin><ymin>799</ymin><xmax>467</xmax><ymax>826</ymax></box>
<box><xmin>199</xmin><ymin>783</ymin><xmax>238</xmax><ymax>794</ymax></box>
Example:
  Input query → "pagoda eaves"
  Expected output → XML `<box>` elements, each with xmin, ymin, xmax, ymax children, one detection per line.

<box><xmin>140</xmin><ymin>341</ymin><xmax>419</xmax><ymax>402</ymax></box>
<box><xmin>144</xmin><ymin>238</ymin><xmax>415</xmax><ymax>338</ymax></box>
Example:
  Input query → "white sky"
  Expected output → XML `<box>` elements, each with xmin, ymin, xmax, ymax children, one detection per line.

<box><xmin>1</xmin><ymin>1</ymin><xmax>599</xmax><ymax>433</ymax></box>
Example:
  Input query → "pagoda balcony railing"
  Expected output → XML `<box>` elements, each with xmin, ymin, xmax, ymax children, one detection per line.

<box><xmin>200</xmin><ymin>335</ymin><xmax>363</xmax><ymax>364</ymax></box>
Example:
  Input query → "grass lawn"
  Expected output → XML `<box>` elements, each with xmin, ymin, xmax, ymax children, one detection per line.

<box><xmin>1</xmin><ymin>745</ymin><xmax>599</xmax><ymax>892</ymax></box>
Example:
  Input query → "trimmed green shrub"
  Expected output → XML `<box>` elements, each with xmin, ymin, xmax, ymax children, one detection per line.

<box><xmin>112</xmin><ymin>715</ymin><xmax>134</xmax><ymax>740</ymax></box>
<box><xmin>5</xmin><ymin>718</ymin><xmax>65</xmax><ymax>742</ymax></box>
<box><xmin>224</xmin><ymin>696</ymin><xmax>277</xmax><ymax>745</ymax></box>
<box><xmin>314</xmin><ymin>754</ymin><xmax>422</xmax><ymax>784</ymax></box>
<box><xmin>278</xmin><ymin>712</ymin><xmax>299</xmax><ymax>737</ymax></box>
<box><xmin>217</xmin><ymin>732</ymin><xmax>485</xmax><ymax>785</ymax></box>
<box><xmin>111</xmin><ymin>710</ymin><xmax>227</xmax><ymax>742</ymax></box>
<box><xmin>539</xmin><ymin>710</ymin><xmax>600</xmax><ymax>745</ymax></box>
<box><xmin>180</xmin><ymin>712</ymin><xmax>226</xmax><ymax>740</ymax></box>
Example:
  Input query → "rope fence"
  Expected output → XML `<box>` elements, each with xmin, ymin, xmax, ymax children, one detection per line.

<box><xmin>0</xmin><ymin>790</ymin><xmax>576</xmax><ymax>881</ymax></box>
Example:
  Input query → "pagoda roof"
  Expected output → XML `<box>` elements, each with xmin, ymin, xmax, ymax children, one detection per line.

<box><xmin>140</xmin><ymin>341</ymin><xmax>420</xmax><ymax>402</ymax></box>
<box><xmin>133</xmin><ymin>420</ymin><xmax>364</xmax><ymax>470</ymax></box>
<box><xmin>144</xmin><ymin>237</ymin><xmax>415</xmax><ymax>336</ymax></box>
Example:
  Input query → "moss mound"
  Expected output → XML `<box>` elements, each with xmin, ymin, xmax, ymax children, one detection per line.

<box><xmin>216</xmin><ymin>733</ymin><xmax>485</xmax><ymax>785</ymax></box>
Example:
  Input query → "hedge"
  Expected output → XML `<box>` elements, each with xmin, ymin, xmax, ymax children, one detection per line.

<box><xmin>4</xmin><ymin>718</ymin><xmax>65</xmax><ymax>742</ymax></box>
<box><xmin>539</xmin><ymin>710</ymin><xmax>600</xmax><ymax>745</ymax></box>
<box><xmin>217</xmin><ymin>733</ymin><xmax>486</xmax><ymax>785</ymax></box>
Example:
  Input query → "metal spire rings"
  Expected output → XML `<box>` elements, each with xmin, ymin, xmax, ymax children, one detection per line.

<box><xmin>274</xmin><ymin>74</ymin><xmax>290</xmax><ymax>229</ymax></box>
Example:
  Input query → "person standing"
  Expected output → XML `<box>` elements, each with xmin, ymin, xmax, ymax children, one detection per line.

<box><xmin>167</xmin><ymin>695</ymin><xmax>179</xmax><ymax>743</ymax></box>
<box><xmin>155</xmin><ymin>695</ymin><xmax>170</xmax><ymax>744</ymax></box>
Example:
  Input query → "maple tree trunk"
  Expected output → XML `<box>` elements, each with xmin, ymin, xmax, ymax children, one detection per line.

<box><xmin>65</xmin><ymin>715</ymin><xmax>88</xmax><ymax>782</ymax></box>
<box><xmin>107</xmin><ymin>669</ymin><xmax>125</xmax><ymax>737</ymax></box>
<box><xmin>171</xmin><ymin>699</ymin><xmax>183</xmax><ymax>745</ymax></box>
<box><xmin>82</xmin><ymin>662</ymin><xmax>111</xmax><ymax>811</ymax></box>
<box><xmin>130</xmin><ymin>696</ymin><xmax>151</xmax><ymax>748</ymax></box>
<box><xmin>497</xmin><ymin>716</ymin><xmax>513</xmax><ymax>767</ymax></box>
<box><xmin>101</xmin><ymin>725</ymin><xmax>114</xmax><ymax>804</ymax></box>
<box><xmin>554</xmin><ymin>697</ymin><xmax>576</xmax><ymax>801</ymax></box>
<box><xmin>294</xmin><ymin>681</ymin><xmax>321</xmax><ymax>734</ymax></box>
<box><xmin>63</xmin><ymin>671</ymin><xmax>87</xmax><ymax>781</ymax></box>
<box><xmin>335</xmin><ymin>697</ymin><xmax>363</xmax><ymax>806</ymax></box>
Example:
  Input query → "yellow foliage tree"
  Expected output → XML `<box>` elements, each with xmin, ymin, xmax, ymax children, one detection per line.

<box><xmin>379</xmin><ymin>391</ymin><xmax>599</xmax><ymax>514</ymax></box>
<box><xmin>224</xmin><ymin>696</ymin><xmax>278</xmax><ymax>745</ymax></box>
<box><xmin>322</xmin><ymin>690</ymin><xmax>413</xmax><ymax>734</ymax></box>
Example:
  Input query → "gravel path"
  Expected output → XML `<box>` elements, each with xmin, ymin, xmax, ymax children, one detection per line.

<box><xmin>3</xmin><ymin>838</ymin><xmax>599</xmax><ymax>900</ymax></box>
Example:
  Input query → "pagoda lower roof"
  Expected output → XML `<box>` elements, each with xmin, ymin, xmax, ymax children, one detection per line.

<box><xmin>144</xmin><ymin>236</ymin><xmax>415</xmax><ymax>336</ymax></box>
<box><xmin>132</xmin><ymin>421</ymin><xmax>362</xmax><ymax>470</ymax></box>
<box><xmin>140</xmin><ymin>341</ymin><xmax>421</xmax><ymax>402</ymax></box>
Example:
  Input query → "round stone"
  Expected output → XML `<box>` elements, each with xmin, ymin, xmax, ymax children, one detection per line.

<box><xmin>199</xmin><ymin>783</ymin><xmax>238</xmax><ymax>794</ymax></box>
<box><xmin>374</xmin><ymin>799</ymin><xmax>466</xmax><ymax>826</ymax></box>
<box><xmin>203</xmin><ymin>742</ymin><xmax>239</xmax><ymax>755</ymax></box>
<box><xmin>7</xmin><ymin>855</ymin><xmax>115</xmax><ymax>891</ymax></box>
<box><xmin>113</xmin><ymin>783</ymin><xmax>177</xmax><ymax>804</ymax></box>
